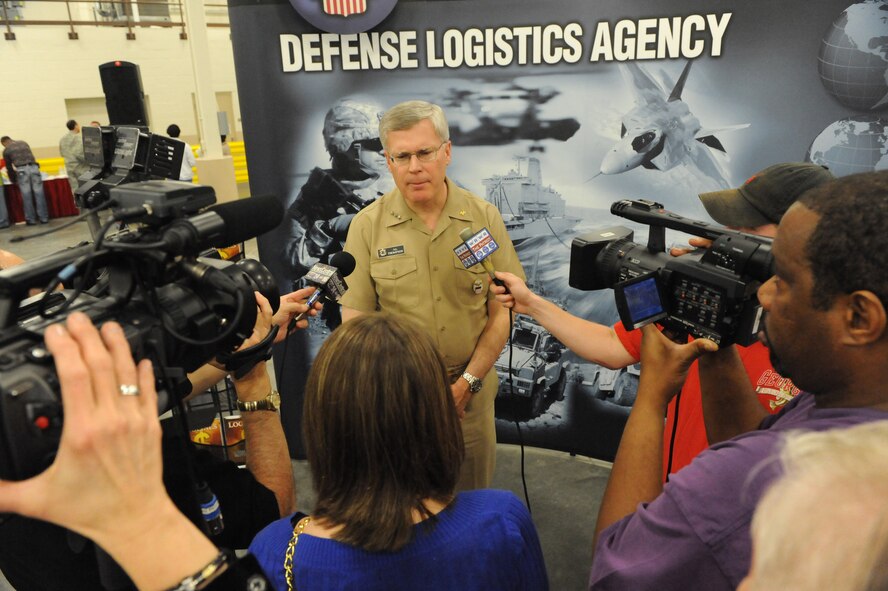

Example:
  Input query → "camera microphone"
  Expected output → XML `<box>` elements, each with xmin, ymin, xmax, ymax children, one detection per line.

<box><xmin>159</xmin><ymin>195</ymin><xmax>284</xmax><ymax>254</ymax></box>
<box><xmin>289</xmin><ymin>251</ymin><xmax>356</xmax><ymax>327</ymax></box>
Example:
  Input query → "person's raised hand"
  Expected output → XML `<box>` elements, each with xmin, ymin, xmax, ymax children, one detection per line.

<box><xmin>669</xmin><ymin>236</ymin><xmax>713</xmax><ymax>257</ymax></box>
<box><xmin>272</xmin><ymin>286</ymin><xmax>322</xmax><ymax>343</ymax></box>
<box><xmin>636</xmin><ymin>323</ymin><xmax>718</xmax><ymax>410</ymax></box>
<box><xmin>0</xmin><ymin>312</ymin><xmax>172</xmax><ymax>545</ymax></box>
<box><xmin>491</xmin><ymin>271</ymin><xmax>538</xmax><ymax>315</ymax></box>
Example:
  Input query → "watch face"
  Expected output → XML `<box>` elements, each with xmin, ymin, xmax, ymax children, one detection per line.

<box><xmin>463</xmin><ymin>374</ymin><xmax>482</xmax><ymax>393</ymax></box>
<box><xmin>269</xmin><ymin>391</ymin><xmax>281</xmax><ymax>410</ymax></box>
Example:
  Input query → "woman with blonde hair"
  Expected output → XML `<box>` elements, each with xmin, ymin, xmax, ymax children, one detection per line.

<box><xmin>249</xmin><ymin>312</ymin><xmax>547</xmax><ymax>590</ymax></box>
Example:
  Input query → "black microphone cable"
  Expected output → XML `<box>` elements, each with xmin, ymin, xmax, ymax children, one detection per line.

<box><xmin>505</xmin><ymin>307</ymin><xmax>533</xmax><ymax>515</ymax></box>
<box><xmin>664</xmin><ymin>389</ymin><xmax>682</xmax><ymax>482</ymax></box>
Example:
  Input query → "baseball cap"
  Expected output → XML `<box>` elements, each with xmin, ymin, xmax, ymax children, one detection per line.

<box><xmin>698</xmin><ymin>163</ymin><xmax>834</xmax><ymax>227</ymax></box>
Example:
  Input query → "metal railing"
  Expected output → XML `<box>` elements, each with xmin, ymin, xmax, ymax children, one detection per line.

<box><xmin>1</xmin><ymin>0</ymin><xmax>229</xmax><ymax>40</ymax></box>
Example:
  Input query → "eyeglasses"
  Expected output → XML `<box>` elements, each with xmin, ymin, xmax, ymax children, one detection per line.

<box><xmin>388</xmin><ymin>141</ymin><xmax>448</xmax><ymax>167</ymax></box>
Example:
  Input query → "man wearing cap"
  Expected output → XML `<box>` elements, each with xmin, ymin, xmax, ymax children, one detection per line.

<box><xmin>491</xmin><ymin>162</ymin><xmax>833</xmax><ymax>477</ymax></box>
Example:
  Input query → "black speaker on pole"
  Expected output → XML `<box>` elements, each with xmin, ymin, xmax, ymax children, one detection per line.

<box><xmin>99</xmin><ymin>61</ymin><xmax>149</xmax><ymax>127</ymax></box>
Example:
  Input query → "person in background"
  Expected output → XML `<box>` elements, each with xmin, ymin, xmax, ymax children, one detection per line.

<box><xmin>249</xmin><ymin>312</ymin><xmax>548</xmax><ymax>590</ymax></box>
<box><xmin>220</xmin><ymin>135</ymin><xmax>232</xmax><ymax>156</ymax></box>
<box><xmin>1</xmin><ymin>135</ymin><xmax>49</xmax><ymax>225</ymax></box>
<box><xmin>60</xmin><ymin>119</ymin><xmax>90</xmax><ymax>191</ymax></box>
<box><xmin>738</xmin><ymin>421</ymin><xmax>888</xmax><ymax>591</ymax></box>
<box><xmin>166</xmin><ymin>124</ymin><xmax>196</xmax><ymax>182</ymax></box>
<box><xmin>0</xmin><ymin>170</ymin><xmax>6</xmax><ymax>230</ymax></box>
<box><xmin>90</xmin><ymin>121</ymin><xmax>101</xmax><ymax>127</ymax></box>
<box><xmin>587</xmin><ymin>171</ymin><xmax>888</xmax><ymax>590</ymax></box>
<box><xmin>340</xmin><ymin>100</ymin><xmax>525</xmax><ymax>490</ymax></box>
<box><xmin>493</xmin><ymin>163</ymin><xmax>833</xmax><ymax>479</ymax></box>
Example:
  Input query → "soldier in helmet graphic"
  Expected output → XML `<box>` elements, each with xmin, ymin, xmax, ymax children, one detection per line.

<box><xmin>282</xmin><ymin>97</ymin><xmax>393</xmax><ymax>328</ymax></box>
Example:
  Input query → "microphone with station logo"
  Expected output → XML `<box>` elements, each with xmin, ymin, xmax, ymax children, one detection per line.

<box><xmin>455</xmin><ymin>226</ymin><xmax>508</xmax><ymax>291</ymax></box>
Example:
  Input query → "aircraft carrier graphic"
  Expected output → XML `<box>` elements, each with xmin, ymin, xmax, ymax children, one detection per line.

<box><xmin>482</xmin><ymin>157</ymin><xmax>580</xmax><ymax>245</ymax></box>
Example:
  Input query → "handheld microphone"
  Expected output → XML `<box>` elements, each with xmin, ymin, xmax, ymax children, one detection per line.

<box><xmin>196</xmin><ymin>481</ymin><xmax>225</xmax><ymax>536</ymax></box>
<box><xmin>458</xmin><ymin>227</ymin><xmax>508</xmax><ymax>290</ymax></box>
<box><xmin>290</xmin><ymin>250</ymin><xmax>357</xmax><ymax>327</ymax></box>
<box><xmin>159</xmin><ymin>195</ymin><xmax>284</xmax><ymax>254</ymax></box>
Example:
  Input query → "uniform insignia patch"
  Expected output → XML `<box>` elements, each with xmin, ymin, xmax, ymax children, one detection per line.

<box><xmin>377</xmin><ymin>245</ymin><xmax>405</xmax><ymax>258</ymax></box>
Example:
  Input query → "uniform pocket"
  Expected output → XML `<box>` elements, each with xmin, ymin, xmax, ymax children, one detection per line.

<box><xmin>452</xmin><ymin>258</ymin><xmax>488</xmax><ymax>307</ymax></box>
<box><xmin>370</xmin><ymin>256</ymin><xmax>419</xmax><ymax>310</ymax></box>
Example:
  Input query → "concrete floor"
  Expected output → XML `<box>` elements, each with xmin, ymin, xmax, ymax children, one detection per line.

<box><xmin>0</xmin><ymin>205</ymin><xmax>613</xmax><ymax>591</ymax></box>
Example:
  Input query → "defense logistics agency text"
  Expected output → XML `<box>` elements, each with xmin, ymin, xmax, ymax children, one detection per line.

<box><xmin>279</xmin><ymin>15</ymin><xmax>732</xmax><ymax>72</ymax></box>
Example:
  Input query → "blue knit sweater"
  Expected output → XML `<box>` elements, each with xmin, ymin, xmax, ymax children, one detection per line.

<box><xmin>248</xmin><ymin>489</ymin><xmax>548</xmax><ymax>590</ymax></box>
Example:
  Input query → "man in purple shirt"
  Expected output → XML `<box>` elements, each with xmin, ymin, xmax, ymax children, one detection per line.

<box><xmin>589</xmin><ymin>170</ymin><xmax>888</xmax><ymax>590</ymax></box>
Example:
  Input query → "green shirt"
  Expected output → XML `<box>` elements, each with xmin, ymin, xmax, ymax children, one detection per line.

<box><xmin>341</xmin><ymin>178</ymin><xmax>525</xmax><ymax>368</ymax></box>
<box><xmin>59</xmin><ymin>132</ymin><xmax>89</xmax><ymax>178</ymax></box>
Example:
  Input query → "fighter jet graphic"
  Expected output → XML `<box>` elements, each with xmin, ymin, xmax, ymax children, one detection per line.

<box><xmin>595</xmin><ymin>60</ymin><xmax>748</xmax><ymax>188</ymax></box>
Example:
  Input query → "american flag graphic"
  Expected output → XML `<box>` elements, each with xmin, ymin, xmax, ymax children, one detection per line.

<box><xmin>323</xmin><ymin>0</ymin><xmax>367</xmax><ymax>17</ymax></box>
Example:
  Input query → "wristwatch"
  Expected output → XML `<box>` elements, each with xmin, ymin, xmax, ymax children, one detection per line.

<box><xmin>236</xmin><ymin>390</ymin><xmax>281</xmax><ymax>412</ymax></box>
<box><xmin>461</xmin><ymin>371</ymin><xmax>483</xmax><ymax>394</ymax></box>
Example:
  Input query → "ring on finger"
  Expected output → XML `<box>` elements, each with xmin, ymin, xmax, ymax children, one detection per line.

<box><xmin>119</xmin><ymin>384</ymin><xmax>140</xmax><ymax>396</ymax></box>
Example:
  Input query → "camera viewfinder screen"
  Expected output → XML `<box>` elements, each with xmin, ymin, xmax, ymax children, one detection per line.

<box><xmin>82</xmin><ymin>126</ymin><xmax>105</xmax><ymax>168</ymax></box>
<box><xmin>624</xmin><ymin>276</ymin><xmax>664</xmax><ymax>324</ymax></box>
<box><xmin>111</xmin><ymin>127</ymin><xmax>139</xmax><ymax>171</ymax></box>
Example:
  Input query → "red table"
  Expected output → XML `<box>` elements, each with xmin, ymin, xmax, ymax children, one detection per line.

<box><xmin>2</xmin><ymin>178</ymin><xmax>79</xmax><ymax>223</ymax></box>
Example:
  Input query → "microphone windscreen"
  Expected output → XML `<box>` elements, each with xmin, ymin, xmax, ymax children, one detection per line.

<box><xmin>329</xmin><ymin>250</ymin><xmax>356</xmax><ymax>277</ymax></box>
<box><xmin>208</xmin><ymin>195</ymin><xmax>284</xmax><ymax>245</ymax></box>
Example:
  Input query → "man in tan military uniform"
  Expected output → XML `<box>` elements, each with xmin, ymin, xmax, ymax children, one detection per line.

<box><xmin>341</xmin><ymin>100</ymin><xmax>524</xmax><ymax>490</ymax></box>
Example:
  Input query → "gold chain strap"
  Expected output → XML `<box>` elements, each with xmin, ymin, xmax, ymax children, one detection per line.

<box><xmin>284</xmin><ymin>516</ymin><xmax>311</xmax><ymax>591</ymax></box>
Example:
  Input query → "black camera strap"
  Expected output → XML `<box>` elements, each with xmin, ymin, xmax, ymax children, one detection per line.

<box><xmin>216</xmin><ymin>325</ymin><xmax>279</xmax><ymax>379</ymax></box>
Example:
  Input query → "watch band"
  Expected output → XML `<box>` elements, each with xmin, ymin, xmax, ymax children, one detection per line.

<box><xmin>236</xmin><ymin>390</ymin><xmax>280</xmax><ymax>412</ymax></box>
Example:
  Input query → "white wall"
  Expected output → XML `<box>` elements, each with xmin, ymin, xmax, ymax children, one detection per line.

<box><xmin>0</xmin><ymin>19</ymin><xmax>240</xmax><ymax>157</ymax></box>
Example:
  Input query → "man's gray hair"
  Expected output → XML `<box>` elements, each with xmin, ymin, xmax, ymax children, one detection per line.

<box><xmin>379</xmin><ymin>100</ymin><xmax>449</xmax><ymax>151</ymax></box>
<box><xmin>745</xmin><ymin>421</ymin><xmax>888</xmax><ymax>591</ymax></box>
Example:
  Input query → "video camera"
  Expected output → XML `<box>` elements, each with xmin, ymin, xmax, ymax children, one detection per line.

<box><xmin>78</xmin><ymin>124</ymin><xmax>185</xmax><ymax>208</ymax></box>
<box><xmin>569</xmin><ymin>199</ymin><xmax>773</xmax><ymax>346</ymax></box>
<box><xmin>0</xmin><ymin>174</ymin><xmax>283</xmax><ymax>481</ymax></box>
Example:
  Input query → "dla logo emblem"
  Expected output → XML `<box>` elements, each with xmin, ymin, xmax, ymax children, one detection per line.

<box><xmin>289</xmin><ymin>0</ymin><xmax>398</xmax><ymax>34</ymax></box>
<box><xmin>323</xmin><ymin>0</ymin><xmax>366</xmax><ymax>17</ymax></box>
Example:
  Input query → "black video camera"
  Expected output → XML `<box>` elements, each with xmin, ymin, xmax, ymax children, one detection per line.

<box><xmin>569</xmin><ymin>199</ymin><xmax>773</xmax><ymax>346</ymax></box>
<box><xmin>77</xmin><ymin>124</ymin><xmax>185</xmax><ymax>210</ymax></box>
<box><xmin>0</xmin><ymin>181</ymin><xmax>282</xmax><ymax>481</ymax></box>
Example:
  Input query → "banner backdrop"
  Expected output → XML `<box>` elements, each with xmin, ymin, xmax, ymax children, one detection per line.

<box><xmin>228</xmin><ymin>0</ymin><xmax>885</xmax><ymax>459</ymax></box>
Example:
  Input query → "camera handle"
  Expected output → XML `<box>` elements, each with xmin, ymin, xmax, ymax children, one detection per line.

<box><xmin>216</xmin><ymin>324</ymin><xmax>279</xmax><ymax>379</ymax></box>
<box><xmin>610</xmin><ymin>199</ymin><xmax>770</xmax><ymax>245</ymax></box>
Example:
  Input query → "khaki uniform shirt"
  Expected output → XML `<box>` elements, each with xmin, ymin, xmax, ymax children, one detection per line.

<box><xmin>341</xmin><ymin>178</ymin><xmax>525</xmax><ymax>369</ymax></box>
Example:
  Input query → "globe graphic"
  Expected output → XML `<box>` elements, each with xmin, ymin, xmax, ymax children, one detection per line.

<box><xmin>818</xmin><ymin>0</ymin><xmax>888</xmax><ymax>111</ymax></box>
<box><xmin>806</xmin><ymin>115</ymin><xmax>888</xmax><ymax>177</ymax></box>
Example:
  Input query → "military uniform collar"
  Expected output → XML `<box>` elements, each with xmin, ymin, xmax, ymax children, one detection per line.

<box><xmin>441</xmin><ymin>178</ymin><xmax>475</xmax><ymax>224</ymax></box>
<box><xmin>384</xmin><ymin>178</ymin><xmax>475</xmax><ymax>228</ymax></box>
<box><xmin>385</xmin><ymin>189</ymin><xmax>414</xmax><ymax>228</ymax></box>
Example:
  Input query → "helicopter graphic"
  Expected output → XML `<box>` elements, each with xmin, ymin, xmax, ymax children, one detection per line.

<box><xmin>441</xmin><ymin>82</ymin><xmax>580</xmax><ymax>152</ymax></box>
<box><xmin>595</xmin><ymin>60</ymin><xmax>749</xmax><ymax>188</ymax></box>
